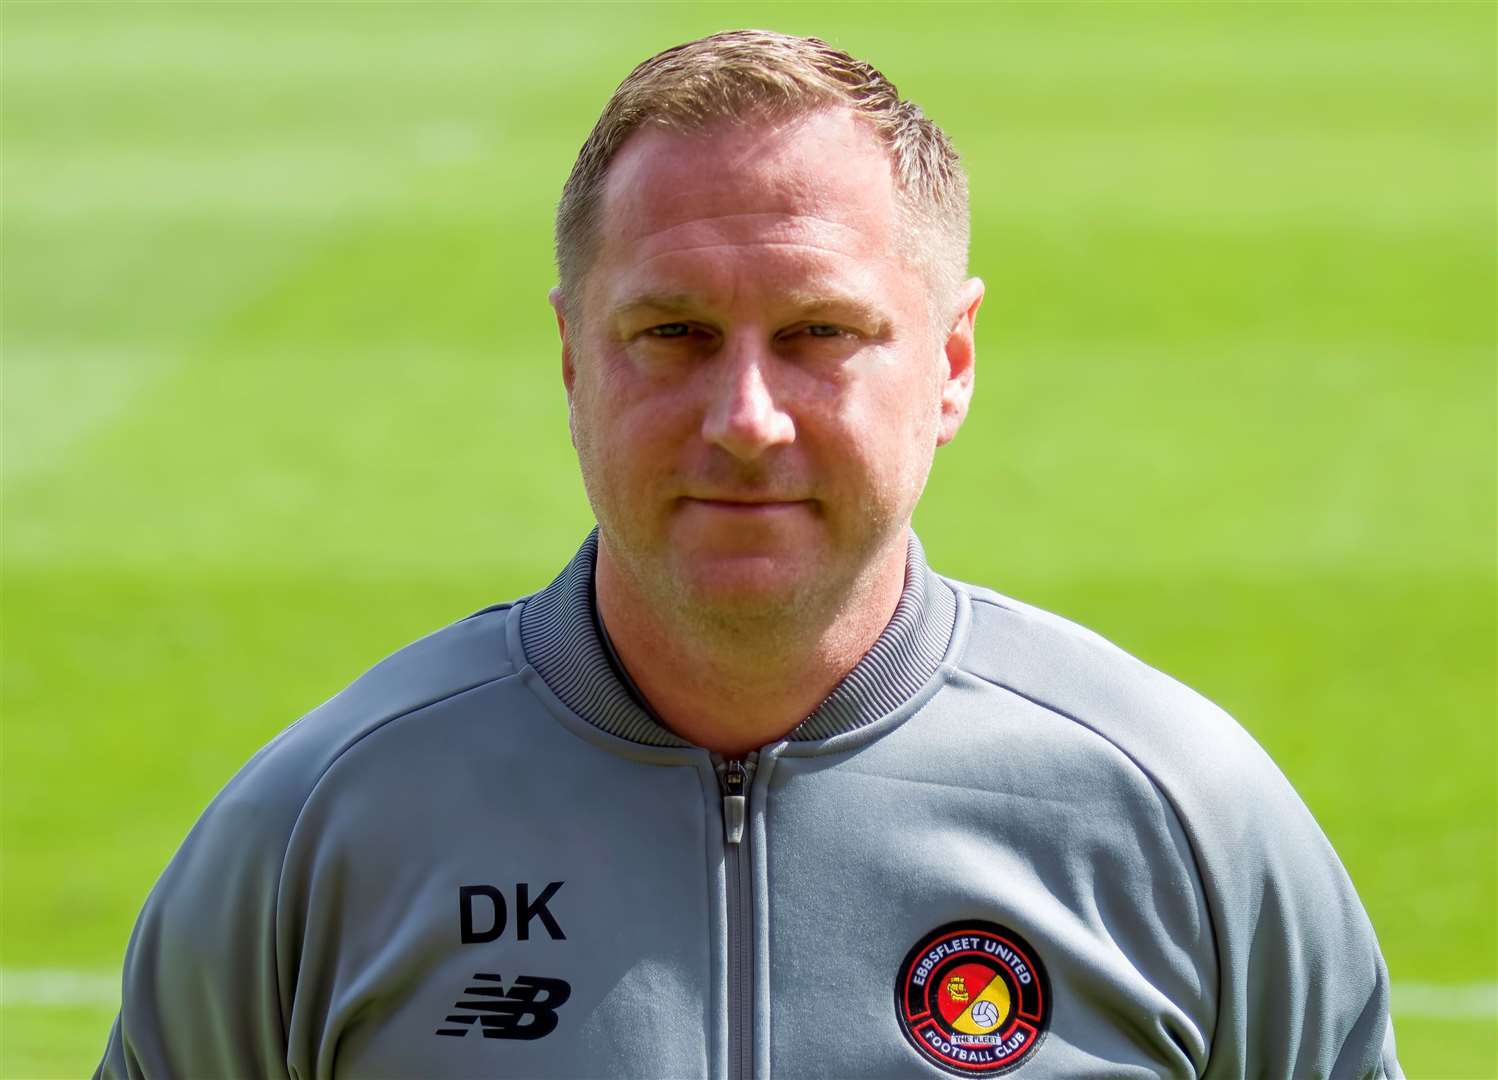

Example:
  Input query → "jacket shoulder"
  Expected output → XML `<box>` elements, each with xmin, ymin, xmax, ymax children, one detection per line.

<box><xmin>946</xmin><ymin>575</ymin><xmax>1311</xmax><ymax>864</ymax></box>
<box><xmin>948</xmin><ymin>578</ymin><xmax>1256</xmax><ymax>778</ymax></box>
<box><xmin>268</xmin><ymin>602</ymin><xmax>521</xmax><ymax>778</ymax></box>
<box><xmin>154</xmin><ymin>602</ymin><xmax>522</xmax><ymax>880</ymax></box>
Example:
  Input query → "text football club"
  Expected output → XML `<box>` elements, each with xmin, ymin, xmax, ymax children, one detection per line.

<box><xmin>895</xmin><ymin>921</ymin><xmax>1050</xmax><ymax>1075</ymax></box>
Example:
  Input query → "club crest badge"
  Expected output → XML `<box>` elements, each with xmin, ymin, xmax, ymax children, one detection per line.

<box><xmin>895</xmin><ymin>921</ymin><xmax>1050</xmax><ymax>1075</ymax></box>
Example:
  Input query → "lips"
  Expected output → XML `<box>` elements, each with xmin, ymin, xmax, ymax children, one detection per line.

<box><xmin>691</xmin><ymin>496</ymin><xmax>805</xmax><ymax>503</ymax></box>
<box><xmin>679</xmin><ymin>495</ymin><xmax>816</xmax><ymax>515</ymax></box>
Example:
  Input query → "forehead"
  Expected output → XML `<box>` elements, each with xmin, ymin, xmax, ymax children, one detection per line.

<box><xmin>589</xmin><ymin>109</ymin><xmax>905</xmax><ymax>308</ymax></box>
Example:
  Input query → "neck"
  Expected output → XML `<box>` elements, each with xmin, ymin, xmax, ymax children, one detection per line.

<box><xmin>594</xmin><ymin>538</ymin><xmax>908</xmax><ymax>756</ymax></box>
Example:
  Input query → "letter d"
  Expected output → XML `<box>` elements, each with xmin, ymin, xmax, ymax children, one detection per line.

<box><xmin>459</xmin><ymin>884</ymin><xmax>507</xmax><ymax>943</ymax></box>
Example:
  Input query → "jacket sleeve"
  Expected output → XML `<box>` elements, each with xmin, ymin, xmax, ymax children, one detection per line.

<box><xmin>1193</xmin><ymin>748</ymin><xmax>1403</xmax><ymax>1080</ymax></box>
<box><xmin>957</xmin><ymin>594</ymin><xmax>1403</xmax><ymax>1079</ymax></box>
<box><xmin>95</xmin><ymin>739</ymin><xmax>306</xmax><ymax>1080</ymax></box>
<box><xmin>95</xmin><ymin>611</ymin><xmax>516</xmax><ymax>1078</ymax></box>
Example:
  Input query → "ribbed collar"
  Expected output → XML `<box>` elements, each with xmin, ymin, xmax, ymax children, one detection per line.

<box><xmin>518</xmin><ymin>529</ymin><xmax>956</xmax><ymax>748</ymax></box>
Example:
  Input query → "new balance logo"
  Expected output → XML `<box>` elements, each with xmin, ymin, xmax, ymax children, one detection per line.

<box><xmin>434</xmin><ymin>972</ymin><xmax>572</xmax><ymax>1040</ymax></box>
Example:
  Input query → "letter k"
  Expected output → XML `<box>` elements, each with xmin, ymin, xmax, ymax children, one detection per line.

<box><xmin>517</xmin><ymin>880</ymin><xmax>566</xmax><ymax>940</ymax></box>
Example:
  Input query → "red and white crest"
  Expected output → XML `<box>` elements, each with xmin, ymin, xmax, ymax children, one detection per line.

<box><xmin>895</xmin><ymin>921</ymin><xmax>1050</xmax><ymax>1075</ymax></box>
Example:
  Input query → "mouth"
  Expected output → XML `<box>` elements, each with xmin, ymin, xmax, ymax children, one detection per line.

<box><xmin>681</xmin><ymin>496</ymin><xmax>814</xmax><ymax>513</ymax></box>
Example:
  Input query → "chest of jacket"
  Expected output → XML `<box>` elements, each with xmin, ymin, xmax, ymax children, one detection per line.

<box><xmin>276</xmin><ymin>676</ymin><xmax>1210</xmax><ymax>1078</ymax></box>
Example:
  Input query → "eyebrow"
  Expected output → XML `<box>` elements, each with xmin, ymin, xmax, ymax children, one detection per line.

<box><xmin>609</xmin><ymin>292</ymin><xmax>702</xmax><ymax>322</ymax></box>
<box><xmin>609</xmin><ymin>290</ymin><xmax>892</xmax><ymax>333</ymax></box>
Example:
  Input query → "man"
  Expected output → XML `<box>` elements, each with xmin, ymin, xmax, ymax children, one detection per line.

<box><xmin>99</xmin><ymin>30</ymin><xmax>1400</xmax><ymax>1079</ymax></box>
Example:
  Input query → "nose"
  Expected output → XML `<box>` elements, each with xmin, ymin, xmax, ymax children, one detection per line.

<box><xmin>699</xmin><ymin>343</ymin><xmax>795</xmax><ymax>461</ymax></box>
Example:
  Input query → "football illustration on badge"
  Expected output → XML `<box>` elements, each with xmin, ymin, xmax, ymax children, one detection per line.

<box><xmin>895</xmin><ymin>921</ymin><xmax>1050</xmax><ymax>1075</ymax></box>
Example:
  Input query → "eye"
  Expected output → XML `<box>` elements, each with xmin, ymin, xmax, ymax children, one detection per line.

<box><xmin>803</xmin><ymin>324</ymin><xmax>844</xmax><ymax>338</ymax></box>
<box><xmin>647</xmin><ymin>323</ymin><xmax>692</xmax><ymax>338</ymax></box>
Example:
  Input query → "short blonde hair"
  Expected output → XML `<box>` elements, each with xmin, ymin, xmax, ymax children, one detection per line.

<box><xmin>555</xmin><ymin>29</ymin><xmax>970</xmax><ymax>317</ymax></box>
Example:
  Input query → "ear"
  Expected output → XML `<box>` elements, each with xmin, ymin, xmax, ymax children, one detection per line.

<box><xmin>937</xmin><ymin>277</ymin><xmax>984</xmax><ymax>446</ymax></box>
<box><xmin>549</xmin><ymin>287</ymin><xmax>576</xmax><ymax>394</ymax></box>
<box><xmin>549</xmin><ymin>287</ymin><xmax>579</xmax><ymax>446</ymax></box>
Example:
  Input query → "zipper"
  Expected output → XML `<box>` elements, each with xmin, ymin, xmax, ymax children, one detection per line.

<box><xmin>715</xmin><ymin>753</ymin><xmax>757</xmax><ymax>1080</ymax></box>
<box><xmin>720</xmin><ymin>757</ymin><xmax>749</xmax><ymax>844</ymax></box>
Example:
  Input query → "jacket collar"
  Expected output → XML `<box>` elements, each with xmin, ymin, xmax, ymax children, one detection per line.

<box><xmin>518</xmin><ymin>529</ymin><xmax>956</xmax><ymax>748</ymax></box>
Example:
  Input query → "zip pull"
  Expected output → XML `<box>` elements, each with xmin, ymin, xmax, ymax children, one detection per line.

<box><xmin>720</xmin><ymin>758</ymin><xmax>748</xmax><ymax>845</ymax></box>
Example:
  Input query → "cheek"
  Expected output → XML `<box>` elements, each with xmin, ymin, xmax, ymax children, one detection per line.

<box><xmin>806</xmin><ymin>398</ymin><xmax>928</xmax><ymax>500</ymax></box>
<box><xmin>857</xmin><ymin>364</ymin><xmax>944</xmax><ymax>490</ymax></box>
<box><xmin>574</xmin><ymin>369</ymin><xmax>694</xmax><ymax>482</ymax></box>
<box><xmin>858</xmin><ymin>360</ymin><xmax>943</xmax><ymax>444</ymax></box>
<box><xmin>585</xmin><ymin>346</ymin><xmax>694</xmax><ymax>421</ymax></box>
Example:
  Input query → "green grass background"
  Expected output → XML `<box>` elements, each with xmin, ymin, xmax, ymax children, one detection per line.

<box><xmin>3</xmin><ymin>2</ymin><xmax>1493</xmax><ymax>1076</ymax></box>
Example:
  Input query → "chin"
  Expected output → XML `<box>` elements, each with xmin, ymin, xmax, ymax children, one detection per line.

<box><xmin>671</xmin><ymin>552</ymin><xmax>816</xmax><ymax>617</ymax></box>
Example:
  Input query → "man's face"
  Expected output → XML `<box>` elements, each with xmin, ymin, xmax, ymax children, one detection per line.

<box><xmin>556</xmin><ymin>108</ymin><xmax>980</xmax><ymax>626</ymax></box>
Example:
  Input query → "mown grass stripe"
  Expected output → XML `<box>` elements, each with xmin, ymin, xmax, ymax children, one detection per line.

<box><xmin>1391</xmin><ymin>981</ymin><xmax>1498</xmax><ymax>1021</ymax></box>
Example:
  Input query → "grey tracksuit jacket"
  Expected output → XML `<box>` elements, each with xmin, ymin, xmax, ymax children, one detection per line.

<box><xmin>98</xmin><ymin>532</ymin><xmax>1401</xmax><ymax>1079</ymax></box>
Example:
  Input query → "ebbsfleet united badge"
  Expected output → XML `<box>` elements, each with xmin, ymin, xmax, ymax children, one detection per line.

<box><xmin>895</xmin><ymin>921</ymin><xmax>1050</xmax><ymax>1075</ymax></box>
